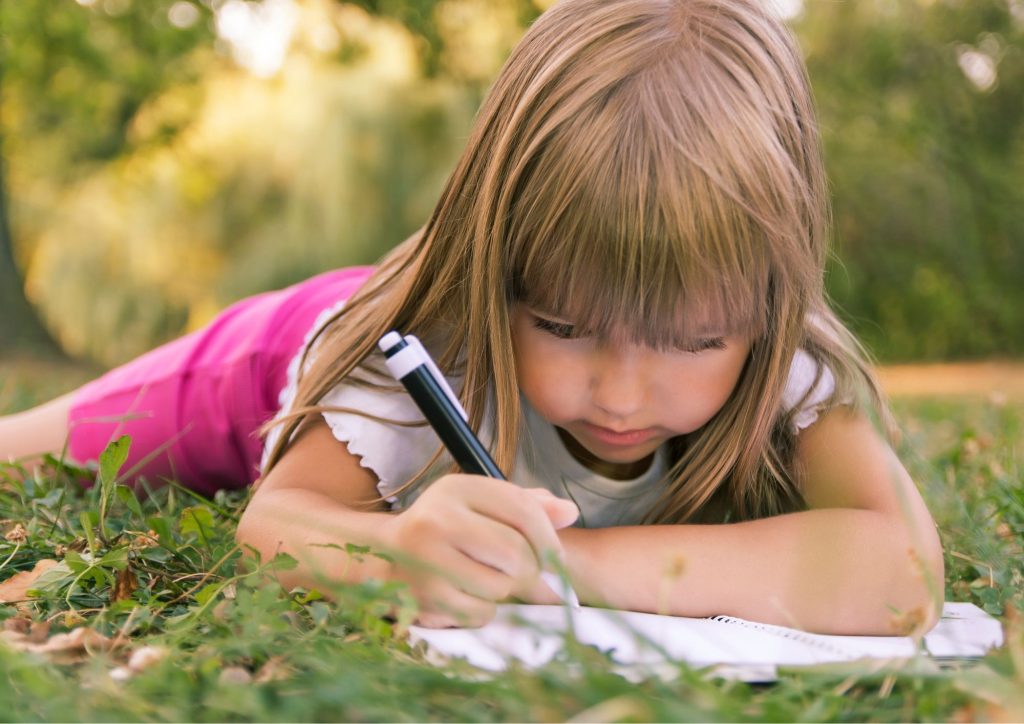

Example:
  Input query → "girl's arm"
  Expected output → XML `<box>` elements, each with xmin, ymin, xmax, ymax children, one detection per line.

<box><xmin>236</xmin><ymin>420</ymin><xmax>577</xmax><ymax>627</ymax></box>
<box><xmin>541</xmin><ymin>407</ymin><xmax>945</xmax><ymax>635</ymax></box>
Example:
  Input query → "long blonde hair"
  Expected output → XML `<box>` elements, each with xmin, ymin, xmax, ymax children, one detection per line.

<box><xmin>263</xmin><ymin>0</ymin><xmax>891</xmax><ymax>523</ymax></box>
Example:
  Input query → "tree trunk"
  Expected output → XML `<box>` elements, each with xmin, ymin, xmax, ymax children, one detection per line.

<box><xmin>0</xmin><ymin>150</ymin><xmax>64</xmax><ymax>358</ymax></box>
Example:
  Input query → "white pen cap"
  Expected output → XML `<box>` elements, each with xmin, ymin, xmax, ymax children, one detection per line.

<box><xmin>378</xmin><ymin>331</ymin><xmax>403</xmax><ymax>353</ymax></box>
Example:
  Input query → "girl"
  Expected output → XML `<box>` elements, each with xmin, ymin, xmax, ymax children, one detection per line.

<box><xmin>2</xmin><ymin>0</ymin><xmax>943</xmax><ymax>633</ymax></box>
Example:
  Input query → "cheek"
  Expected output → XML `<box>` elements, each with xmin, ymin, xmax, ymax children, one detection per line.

<box><xmin>661</xmin><ymin>349</ymin><xmax>749</xmax><ymax>430</ymax></box>
<box><xmin>512</xmin><ymin>339</ymin><xmax>583</xmax><ymax>421</ymax></box>
<box><xmin>703</xmin><ymin>349</ymin><xmax>750</xmax><ymax>412</ymax></box>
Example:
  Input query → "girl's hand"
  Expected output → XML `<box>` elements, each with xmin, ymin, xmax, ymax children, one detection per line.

<box><xmin>381</xmin><ymin>476</ymin><xmax>578</xmax><ymax>628</ymax></box>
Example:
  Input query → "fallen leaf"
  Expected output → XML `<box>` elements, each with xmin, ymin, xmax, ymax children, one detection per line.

<box><xmin>0</xmin><ymin>560</ymin><xmax>59</xmax><ymax>603</ymax></box>
<box><xmin>255</xmin><ymin>655</ymin><xmax>293</xmax><ymax>683</ymax></box>
<box><xmin>28</xmin><ymin>620</ymin><xmax>51</xmax><ymax>644</ymax></box>
<box><xmin>0</xmin><ymin>625</ymin><xmax>120</xmax><ymax>665</ymax></box>
<box><xmin>4</xmin><ymin>523</ymin><xmax>28</xmax><ymax>543</ymax></box>
<box><xmin>126</xmin><ymin>645</ymin><xmax>168</xmax><ymax>672</ymax></box>
<box><xmin>2</xmin><ymin>616</ymin><xmax>31</xmax><ymax>635</ymax></box>
<box><xmin>111</xmin><ymin>567</ymin><xmax>137</xmax><ymax>603</ymax></box>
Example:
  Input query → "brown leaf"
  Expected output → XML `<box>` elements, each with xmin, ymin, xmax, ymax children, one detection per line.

<box><xmin>126</xmin><ymin>645</ymin><xmax>168</xmax><ymax>672</ymax></box>
<box><xmin>3</xmin><ymin>616</ymin><xmax>31</xmax><ymax>635</ymax></box>
<box><xmin>4</xmin><ymin>523</ymin><xmax>28</xmax><ymax>543</ymax></box>
<box><xmin>254</xmin><ymin>655</ymin><xmax>293</xmax><ymax>683</ymax></box>
<box><xmin>0</xmin><ymin>560</ymin><xmax>59</xmax><ymax>603</ymax></box>
<box><xmin>111</xmin><ymin>566</ymin><xmax>138</xmax><ymax>603</ymax></box>
<box><xmin>28</xmin><ymin>620</ymin><xmax>51</xmax><ymax>644</ymax></box>
<box><xmin>0</xmin><ymin>626</ymin><xmax>120</xmax><ymax>665</ymax></box>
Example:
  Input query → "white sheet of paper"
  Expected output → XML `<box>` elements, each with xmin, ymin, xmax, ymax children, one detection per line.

<box><xmin>410</xmin><ymin>602</ymin><xmax>1002</xmax><ymax>678</ymax></box>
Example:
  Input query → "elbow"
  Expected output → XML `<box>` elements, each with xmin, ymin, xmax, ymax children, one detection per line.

<box><xmin>883</xmin><ymin>521</ymin><xmax>946</xmax><ymax>636</ymax></box>
<box><xmin>913</xmin><ymin>524</ymin><xmax>946</xmax><ymax>632</ymax></box>
<box><xmin>234</xmin><ymin>494</ymin><xmax>278</xmax><ymax>566</ymax></box>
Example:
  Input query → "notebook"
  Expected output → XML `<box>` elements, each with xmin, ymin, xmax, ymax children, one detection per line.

<box><xmin>410</xmin><ymin>602</ymin><xmax>1003</xmax><ymax>680</ymax></box>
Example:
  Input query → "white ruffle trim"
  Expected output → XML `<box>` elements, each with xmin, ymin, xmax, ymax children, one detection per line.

<box><xmin>781</xmin><ymin>349</ymin><xmax>836</xmax><ymax>431</ymax></box>
<box><xmin>261</xmin><ymin>299</ymin><xmax>446</xmax><ymax>503</ymax></box>
<box><xmin>319</xmin><ymin>382</ymin><xmax>444</xmax><ymax>504</ymax></box>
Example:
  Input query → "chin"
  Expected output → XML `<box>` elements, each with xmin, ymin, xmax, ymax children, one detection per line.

<box><xmin>581</xmin><ymin>440</ymin><xmax>660</xmax><ymax>464</ymax></box>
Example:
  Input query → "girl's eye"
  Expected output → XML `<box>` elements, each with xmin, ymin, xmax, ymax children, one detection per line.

<box><xmin>681</xmin><ymin>337</ymin><xmax>727</xmax><ymax>354</ymax></box>
<box><xmin>532</xmin><ymin>316</ymin><xmax>578</xmax><ymax>339</ymax></box>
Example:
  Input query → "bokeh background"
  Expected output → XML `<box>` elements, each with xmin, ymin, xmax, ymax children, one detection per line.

<box><xmin>2</xmin><ymin>0</ymin><xmax>1022</xmax><ymax>368</ymax></box>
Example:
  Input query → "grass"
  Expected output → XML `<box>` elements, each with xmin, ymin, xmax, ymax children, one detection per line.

<box><xmin>1</xmin><ymin>365</ymin><xmax>1023</xmax><ymax>721</ymax></box>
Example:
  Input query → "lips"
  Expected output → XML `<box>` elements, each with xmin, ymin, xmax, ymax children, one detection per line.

<box><xmin>579</xmin><ymin>421</ymin><xmax>659</xmax><ymax>447</ymax></box>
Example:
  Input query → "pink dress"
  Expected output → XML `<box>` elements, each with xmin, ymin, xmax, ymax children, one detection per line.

<box><xmin>67</xmin><ymin>266</ymin><xmax>375</xmax><ymax>497</ymax></box>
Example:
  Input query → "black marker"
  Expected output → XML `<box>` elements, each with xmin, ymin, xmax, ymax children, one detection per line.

<box><xmin>378</xmin><ymin>331</ymin><xmax>503</xmax><ymax>478</ymax></box>
<box><xmin>378</xmin><ymin>330</ymin><xmax>580</xmax><ymax>609</ymax></box>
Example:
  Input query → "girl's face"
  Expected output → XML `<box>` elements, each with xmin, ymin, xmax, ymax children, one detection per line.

<box><xmin>510</xmin><ymin>303</ymin><xmax>752</xmax><ymax>478</ymax></box>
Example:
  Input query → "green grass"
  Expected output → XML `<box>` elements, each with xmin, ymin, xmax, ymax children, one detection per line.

<box><xmin>1</xmin><ymin>376</ymin><xmax>1022</xmax><ymax>720</ymax></box>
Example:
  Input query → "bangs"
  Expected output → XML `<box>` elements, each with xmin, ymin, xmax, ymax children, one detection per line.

<box><xmin>506</xmin><ymin>72</ymin><xmax>775</xmax><ymax>349</ymax></box>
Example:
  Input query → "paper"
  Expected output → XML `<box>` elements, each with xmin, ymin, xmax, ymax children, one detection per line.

<box><xmin>410</xmin><ymin>602</ymin><xmax>1003</xmax><ymax>678</ymax></box>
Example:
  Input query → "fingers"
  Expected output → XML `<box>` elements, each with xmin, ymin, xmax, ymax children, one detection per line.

<box><xmin>460</xmin><ymin>479</ymin><xmax>570</xmax><ymax>571</ymax></box>
<box><xmin>385</xmin><ymin>476</ymin><xmax>579</xmax><ymax>626</ymax></box>
<box><xmin>450</xmin><ymin>507</ymin><xmax>540</xmax><ymax>586</ymax></box>
<box><xmin>524</xmin><ymin>487</ymin><xmax>579</xmax><ymax>529</ymax></box>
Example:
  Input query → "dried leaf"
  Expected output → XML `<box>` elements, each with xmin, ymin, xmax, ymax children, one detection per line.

<box><xmin>4</xmin><ymin>523</ymin><xmax>28</xmax><ymax>543</ymax></box>
<box><xmin>126</xmin><ymin>645</ymin><xmax>168</xmax><ymax>672</ymax></box>
<box><xmin>28</xmin><ymin>620</ymin><xmax>51</xmax><ymax>644</ymax></box>
<box><xmin>2</xmin><ymin>616</ymin><xmax>31</xmax><ymax>635</ymax></box>
<box><xmin>0</xmin><ymin>559</ymin><xmax>59</xmax><ymax>603</ymax></box>
<box><xmin>111</xmin><ymin>566</ymin><xmax>138</xmax><ymax>603</ymax></box>
<box><xmin>0</xmin><ymin>625</ymin><xmax>120</xmax><ymax>665</ymax></box>
<box><xmin>254</xmin><ymin>655</ymin><xmax>293</xmax><ymax>683</ymax></box>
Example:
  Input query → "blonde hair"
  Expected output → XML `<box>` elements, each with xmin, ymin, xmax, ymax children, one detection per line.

<box><xmin>263</xmin><ymin>0</ymin><xmax>892</xmax><ymax>523</ymax></box>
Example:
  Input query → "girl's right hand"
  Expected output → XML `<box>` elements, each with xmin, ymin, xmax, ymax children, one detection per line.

<box><xmin>381</xmin><ymin>475</ymin><xmax>578</xmax><ymax>628</ymax></box>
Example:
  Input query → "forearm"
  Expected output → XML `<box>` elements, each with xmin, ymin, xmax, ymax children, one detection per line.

<box><xmin>561</xmin><ymin>509</ymin><xmax>944</xmax><ymax>635</ymax></box>
<box><xmin>236</xmin><ymin>487</ymin><xmax>396</xmax><ymax>592</ymax></box>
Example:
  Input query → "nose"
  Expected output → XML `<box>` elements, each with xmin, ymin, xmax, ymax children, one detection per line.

<box><xmin>589</xmin><ymin>345</ymin><xmax>647</xmax><ymax>421</ymax></box>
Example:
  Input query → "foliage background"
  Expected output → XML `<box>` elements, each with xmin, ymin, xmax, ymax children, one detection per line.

<box><xmin>2</xmin><ymin>0</ymin><xmax>1023</xmax><ymax>366</ymax></box>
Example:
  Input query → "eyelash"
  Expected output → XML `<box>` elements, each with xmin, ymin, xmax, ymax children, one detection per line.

<box><xmin>686</xmin><ymin>337</ymin><xmax>727</xmax><ymax>353</ymax></box>
<box><xmin>531</xmin><ymin>316</ymin><xmax>727</xmax><ymax>353</ymax></box>
<box><xmin>532</xmin><ymin>317</ymin><xmax>577</xmax><ymax>339</ymax></box>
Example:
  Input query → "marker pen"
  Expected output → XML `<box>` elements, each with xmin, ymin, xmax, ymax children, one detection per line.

<box><xmin>378</xmin><ymin>330</ymin><xmax>580</xmax><ymax>609</ymax></box>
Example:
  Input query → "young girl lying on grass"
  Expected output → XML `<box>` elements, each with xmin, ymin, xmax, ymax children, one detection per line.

<box><xmin>1</xmin><ymin>0</ymin><xmax>943</xmax><ymax>632</ymax></box>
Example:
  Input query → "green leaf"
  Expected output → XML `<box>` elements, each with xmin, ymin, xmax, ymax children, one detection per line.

<box><xmin>115</xmin><ymin>485</ymin><xmax>145</xmax><ymax>520</ymax></box>
<box><xmin>98</xmin><ymin>546</ymin><xmax>129</xmax><ymax>570</ymax></box>
<box><xmin>270</xmin><ymin>552</ymin><xmax>298</xmax><ymax>571</ymax></box>
<box><xmin>179</xmin><ymin>506</ymin><xmax>215</xmax><ymax>542</ymax></box>
<box><xmin>64</xmin><ymin>550</ymin><xmax>89</xmax><ymax>573</ymax></box>
<box><xmin>80</xmin><ymin>511</ymin><xmax>97</xmax><ymax>554</ymax></box>
<box><xmin>98</xmin><ymin>436</ymin><xmax>131</xmax><ymax>489</ymax></box>
<box><xmin>194</xmin><ymin>583</ymin><xmax>221</xmax><ymax>606</ymax></box>
<box><xmin>27</xmin><ymin>561</ymin><xmax>74</xmax><ymax>594</ymax></box>
<box><xmin>146</xmin><ymin>516</ymin><xmax>176</xmax><ymax>549</ymax></box>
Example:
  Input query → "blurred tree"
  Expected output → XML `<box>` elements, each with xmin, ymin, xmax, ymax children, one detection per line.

<box><xmin>0</xmin><ymin>151</ymin><xmax>60</xmax><ymax>356</ymax></box>
<box><xmin>0</xmin><ymin>0</ymin><xmax>213</xmax><ymax>359</ymax></box>
<box><xmin>800</xmin><ymin>0</ymin><xmax>1024</xmax><ymax>360</ymax></box>
<box><xmin>349</xmin><ymin>0</ymin><xmax>543</xmax><ymax>79</ymax></box>
<box><xmin>3</xmin><ymin>0</ymin><xmax>1022</xmax><ymax>363</ymax></box>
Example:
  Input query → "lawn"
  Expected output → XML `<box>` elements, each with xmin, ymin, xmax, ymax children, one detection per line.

<box><xmin>1</xmin><ymin>360</ymin><xmax>1022</xmax><ymax>721</ymax></box>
